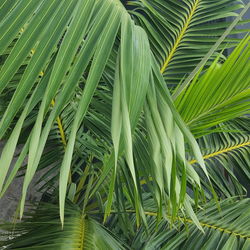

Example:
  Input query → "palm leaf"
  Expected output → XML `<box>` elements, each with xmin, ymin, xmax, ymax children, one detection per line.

<box><xmin>129</xmin><ymin>0</ymin><xmax>249</xmax><ymax>85</ymax></box>
<box><xmin>175</xmin><ymin>35</ymin><xmax>250</xmax><ymax>136</ymax></box>
<box><xmin>192</xmin><ymin>117</ymin><xmax>250</xmax><ymax>198</ymax></box>
<box><xmin>1</xmin><ymin>1</ymin><xmax>249</xmax><ymax>247</ymax></box>
<box><xmin>156</xmin><ymin>198</ymin><xmax>250</xmax><ymax>250</ymax></box>
<box><xmin>0</xmin><ymin>0</ymin><xmax>207</xmax><ymax>225</ymax></box>
<box><xmin>138</xmin><ymin>117</ymin><xmax>250</xmax><ymax>198</ymax></box>
<box><xmin>0</xmin><ymin>202</ymin><xmax>127</xmax><ymax>250</ymax></box>
<box><xmin>105</xmin><ymin>198</ymin><xmax>250</xmax><ymax>250</ymax></box>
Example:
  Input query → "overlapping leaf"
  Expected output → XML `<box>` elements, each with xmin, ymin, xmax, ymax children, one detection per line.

<box><xmin>128</xmin><ymin>0</ymin><xmax>248</xmax><ymax>85</ymax></box>
<box><xmin>0</xmin><ymin>0</ymin><xmax>207</xmax><ymax>226</ymax></box>
<box><xmin>0</xmin><ymin>1</ymin><xmax>250</xmax><ymax>248</ymax></box>
<box><xmin>105</xmin><ymin>198</ymin><xmax>250</xmax><ymax>250</ymax></box>
<box><xmin>175</xmin><ymin>35</ymin><xmax>250</xmax><ymax>136</ymax></box>
<box><xmin>0</xmin><ymin>202</ymin><xmax>126</xmax><ymax>250</ymax></box>
<box><xmin>192</xmin><ymin>117</ymin><xmax>250</xmax><ymax>198</ymax></box>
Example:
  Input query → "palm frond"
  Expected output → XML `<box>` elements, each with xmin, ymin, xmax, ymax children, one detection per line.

<box><xmin>106</xmin><ymin>198</ymin><xmax>250</xmax><ymax>250</ymax></box>
<box><xmin>128</xmin><ymin>0</ymin><xmax>248</xmax><ymax>85</ymax></box>
<box><xmin>1</xmin><ymin>1</ymin><xmax>250</xmax><ymax>247</ymax></box>
<box><xmin>0</xmin><ymin>0</ymin><xmax>124</xmax><ymax>222</ymax></box>
<box><xmin>0</xmin><ymin>202</ymin><xmax>127</xmax><ymax>250</ymax></box>
<box><xmin>192</xmin><ymin>117</ymin><xmax>250</xmax><ymax>198</ymax></box>
<box><xmin>175</xmin><ymin>35</ymin><xmax>250</xmax><ymax>136</ymax></box>
<box><xmin>0</xmin><ymin>0</ymin><xmax>206</xmax><ymax>225</ymax></box>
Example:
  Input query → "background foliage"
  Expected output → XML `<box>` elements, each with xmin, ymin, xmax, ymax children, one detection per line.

<box><xmin>0</xmin><ymin>0</ymin><xmax>249</xmax><ymax>249</ymax></box>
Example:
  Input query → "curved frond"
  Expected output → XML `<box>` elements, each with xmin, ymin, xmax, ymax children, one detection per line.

<box><xmin>106</xmin><ymin>198</ymin><xmax>250</xmax><ymax>250</ymax></box>
<box><xmin>0</xmin><ymin>0</ymin><xmax>206</xmax><ymax>225</ymax></box>
<box><xmin>0</xmin><ymin>203</ymin><xmax>126</xmax><ymax>250</ymax></box>
<box><xmin>129</xmin><ymin>0</ymin><xmax>248</xmax><ymax>85</ymax></box>
<box><xmin>175</xmin><ymin>35</ymin><xmax>250</xmax><ymax>136</ymax></box>
<box><xmin>0</xmin><ymin>1</ymin><xmax>249</xmax><ymax>247</ymax></box>
<box><xmin>161</xmin><ymin>199</ymin><xmax>250</xmax><ymax>250</ymax></box>
<box><xmin>192</xmin><ymin>118</ymin><xmax>250</xmax><ymax>197</ymax></box>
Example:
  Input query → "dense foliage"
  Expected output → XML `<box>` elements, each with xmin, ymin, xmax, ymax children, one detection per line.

<box><xmin>0</xmin><ymin>0</ymin><xmax>249</xmax><ymax>249</ymax></box>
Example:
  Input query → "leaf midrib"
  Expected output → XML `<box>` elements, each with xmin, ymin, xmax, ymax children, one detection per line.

<box><xmin>139</xmin><ymin>140</ymin><xmax>250</xmax><ymax>185</ymax></box>
<box><xmin>100</xmin><ymin>210</ymin><xmax>250</xmax><ymax>239</ymax></box>
<box><xmin>189</xmin><ymin>141</ymin><xmax>250</xmax><ymax>164</ymax></box>
<box><xmin>160</xmin><ymin>0</ymin><xmax>200</xmax><ymax>74</ymax></box>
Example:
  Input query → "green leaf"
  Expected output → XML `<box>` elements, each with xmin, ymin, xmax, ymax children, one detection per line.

<box><xmin>175</xmin><ymin>35</ymin><xmax>250</xmax><ymax>135</ymax></box>
<box><xmin>0</xmin><ymin>203</ymin><xmax>127</xmax><ymax>250</ymax></box>
<box><xmin>129</xmin><ymin>0</ymin><xmax>247</xmax><ymax>86</ymax></box>
<box><xmin>59</xmin><ymin>3</ymin><xmax>121</xmax><ymax>225</ymax></box>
